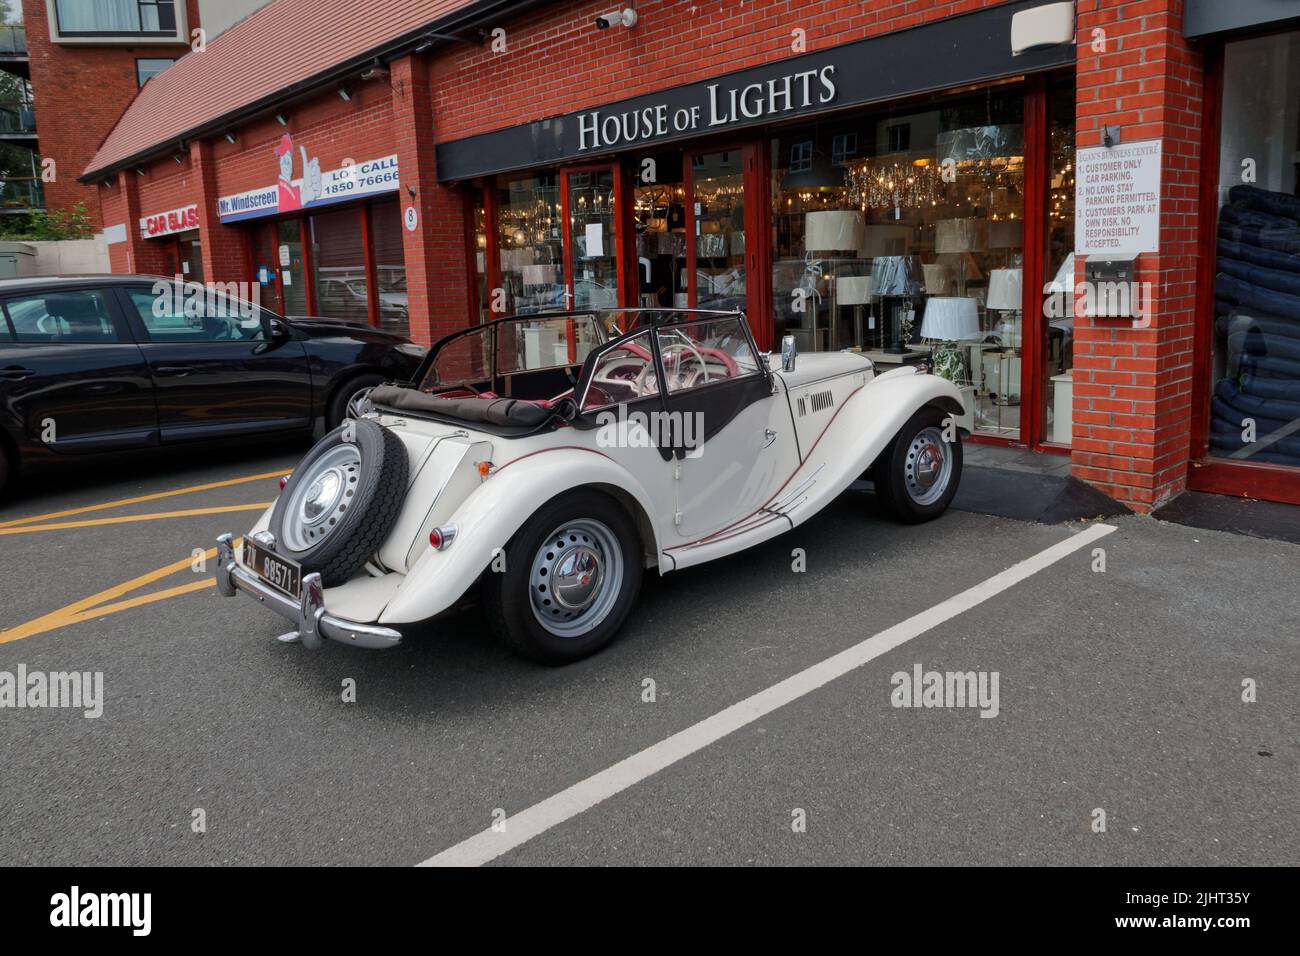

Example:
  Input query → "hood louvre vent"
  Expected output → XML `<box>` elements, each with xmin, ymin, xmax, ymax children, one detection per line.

<box><xmin>798</xmin><ymin>389</ymin><xmax>835</xmax><ymax>416</ymax></box>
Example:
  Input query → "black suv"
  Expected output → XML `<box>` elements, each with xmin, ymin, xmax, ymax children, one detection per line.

<box><xmin>0</xmin><ymin>275</ymin><xmax>425</xmax><ymax>493</ymax></box>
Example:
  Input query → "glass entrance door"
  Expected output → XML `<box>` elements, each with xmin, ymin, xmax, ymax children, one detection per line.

<box><xmin>564</xmin><ymin>166</ymin><xmax>622</xmax><ymax>312</ymax></box>
<box><xmin>686</xmin><ymin>149</ymin><xmax>747</xmax><ymax>311</ymax></box>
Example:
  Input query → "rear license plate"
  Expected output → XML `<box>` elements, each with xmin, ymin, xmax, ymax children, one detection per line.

<box><xmin>244</xmin><ymin>540</ymin><xmax>301</xmax><ymax>600</ymax></box>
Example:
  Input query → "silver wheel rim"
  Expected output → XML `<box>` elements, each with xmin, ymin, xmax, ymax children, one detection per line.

<box><xmin>904</xmin><ymin>426</ymin><xmax>954</xmax><ymax>507</ymax></box>
<box><xmin>528</xmin><ymin>518</ymin><xmax>624</xmax><ymax>638</ymax></box>
<box><xmin>346</xmin><ymin>386</ymin><xmax>375</xmax><ymax>419</ymax></box>
<box><xmin>281</xmin><ymin>443</ymin><xmax>362</xmax><ymax>552</ymax></box>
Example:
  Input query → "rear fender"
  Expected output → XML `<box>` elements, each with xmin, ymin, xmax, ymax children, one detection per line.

<box><xmin>379</xmin><ymin>448</ymin><xmax>663</xmax><ymax>625</ymax></box>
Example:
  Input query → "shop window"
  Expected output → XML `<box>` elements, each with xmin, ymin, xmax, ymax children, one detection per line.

<box><xmin>770</xmin><ymin>87</ymin><xmax>1026</xmax><ymax>439</ymax></box>
<box><xmin>310</xmin><ymin>207</ymin><xmax>368</xmax><ymax>324</ymax></box>
<box><xmin>471</xmin><ymin>190</ymin><xmax>491</xmax><ymax>323</ymax></box>
<box><xmin>692</xmin><ymin>150</ymin><xmax>746</xmax><ymax>311</ymax></box>
<box><xmin>1044</xmin><ymin>81</ymin><xmax>1077</xmax><ymax>447</ymax></box>
<box><xmin>1208</xmin><ymin>30</ymin><xmax>1300</xmax><ymax>470</ymax></box>
<box><xmin>370</xmin><ymin>200</ymin><xmax>408</xmax><ymax>337</ymax></box>
<box><xmin>569</xmin><ymin>169</ymin><xmax>620</xmax><ymax>311</ymax></box>
<box><xmin>278</xmin><ymin>219</ymin><xmax>308</xmax><ymax>317</ymax></box>
<box><xmin>496</xmin><ymin>172</ymin><xmax>564</xmax><ymax>315</ymax></box>
<box><xmin>634</xmin><ymin>151</ymin><xmax>687</xmax><ymax>308</ymax></box>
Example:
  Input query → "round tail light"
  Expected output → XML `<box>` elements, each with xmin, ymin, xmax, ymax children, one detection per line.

<box><xmin>279</xmin><ymin>475</ymin><xmax>290</xmax><ymax>490</ymax></box>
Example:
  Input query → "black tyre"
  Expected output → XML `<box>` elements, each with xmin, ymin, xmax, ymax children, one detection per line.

<box><xmin>483</xmin><ymin>489</ymin><xmax>643</xmax><ymax>665</ymax></box>
<box><xmin>268</xmin><ymin>419</ymin><xmax>407</xmax><ymax>586</ymax></box>
<box><xmin>870</xmin><ymin>406</ymin><xmax>962</xmax><ymax>524</ymax></box>
<box><xmin>327</xmin><ymin>373</ymin><xmax>387</xmax><ymax>430</ymax></box>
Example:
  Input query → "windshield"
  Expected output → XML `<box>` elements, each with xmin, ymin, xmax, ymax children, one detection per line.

<box><xmin>420</xmin><ymin>313</ymin><xmax>605</xmax><ymax>389</ymax></box>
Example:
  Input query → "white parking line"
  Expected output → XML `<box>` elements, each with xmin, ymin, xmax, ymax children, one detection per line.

<box><xmin>419</xmin><ymin>521</ymin><xmax>1118</xmax><ymax>867</ymax></box>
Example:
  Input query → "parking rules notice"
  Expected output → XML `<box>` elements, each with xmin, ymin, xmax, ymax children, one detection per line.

<box><xmin>1075</xmin><ymin>140</ymin><xmax>1162</xmax><ymax>255</ymax></box>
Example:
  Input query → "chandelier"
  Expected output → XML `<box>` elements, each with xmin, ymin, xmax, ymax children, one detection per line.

<box><xmin>845</xmin><ymin>159</ymin><xmax>943</xmax><ymax>211</ymax></box>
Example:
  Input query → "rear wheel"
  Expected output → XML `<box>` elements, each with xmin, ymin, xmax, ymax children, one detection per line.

<box><xmin>870</xmin><ymin>406</ymin><xmax>962</xmax><ymax>523</ymax></box>
<box><xmin>483</xmin><ymin>490</ymin><xmax>642</xmax><ymax>665</ymax></box>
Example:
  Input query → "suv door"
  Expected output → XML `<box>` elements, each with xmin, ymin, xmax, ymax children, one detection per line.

<box><xmin>0</xmin><ymin>287</ymin><xmax>158</xmax><ymax>455</ymax></box>
<box><xmin>115</xmin><ymin>282</ymin><xmax>312</xmax><ymax>442</ymax></box>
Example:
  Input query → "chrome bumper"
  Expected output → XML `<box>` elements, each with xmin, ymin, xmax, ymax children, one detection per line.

<box><xmin>215</xmin><ymin>533</ymin><xmax>402</xmax><ymax>650</ymax></box>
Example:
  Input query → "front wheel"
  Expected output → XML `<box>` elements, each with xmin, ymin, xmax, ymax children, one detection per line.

<box><xmin>483</xmin><ymin>490</ymin><xmax>643</xmax><ymax>665</ymax></box>
<box><xmin>870</xmin><ymin>406</ymin><xmax>962</xmax><ymax>523</ymax></box>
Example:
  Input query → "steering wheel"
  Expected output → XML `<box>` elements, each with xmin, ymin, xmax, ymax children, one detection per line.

<box><xmin>37</xmin><ymin>315</ymin><xmax>62</xmax><ymax>335</ymax></box>
<box><xmin>637</xmin><ymin>337</ymin><xmax>710</xmax><ymax>394</ymax></box>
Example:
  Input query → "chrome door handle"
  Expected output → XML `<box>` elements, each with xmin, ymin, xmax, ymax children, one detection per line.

<box><xmin>763</xmin><ymin>428</ymin><xmax>777</xmax><ymax>448</ymax></box>
<box><xmin>155</xmin><ymin>365</ymin><xmax>195</xmax><ymax>376</ymax></box>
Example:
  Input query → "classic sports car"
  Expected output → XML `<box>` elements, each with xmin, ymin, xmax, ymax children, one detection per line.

<box><xmin>216</xmin><ymin>308</ymin><xmax>964</xmax><ymax>664</ymax></box>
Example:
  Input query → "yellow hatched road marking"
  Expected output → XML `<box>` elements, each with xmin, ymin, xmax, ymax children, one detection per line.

<box><xmin>0</xmin><ymin>541</ymin><xmax>239</xmax><ymax>645</ymax></box>
<box><xmin>0</xmin><ymin>470</ymin><xmax>287</xmax><ymax>530</ymax></box>
<box><xmin>0</xmin><ymin>503</ymin><xmax>272</xmax><ymax>536</ymax></box>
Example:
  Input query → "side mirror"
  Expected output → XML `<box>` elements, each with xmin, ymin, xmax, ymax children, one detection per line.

<box><xmin>266</xmin><ymin>317</ymin><xmax>290</xmax><ymax>340</ymax></box>
<box><xmin>781</xmin><ymin>334</ymin><xmax>797</xmax><ymax>372</ymax></box>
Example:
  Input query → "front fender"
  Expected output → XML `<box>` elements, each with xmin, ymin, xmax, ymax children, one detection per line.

<box><xmin>379</xmin><ymin>447</ymin><xmax>663</xmax><ymax>625</ymax></box>
<box><xmin>850</xmin><ymin>366</ymin><xmax>964</xmax><ymax>474</ymax></box>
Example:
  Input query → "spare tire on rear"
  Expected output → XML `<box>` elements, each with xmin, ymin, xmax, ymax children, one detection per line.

<box><xmin>268</xmin><ymin>419</ymin><xmax>407</xmax><ymax>586</ymax></box>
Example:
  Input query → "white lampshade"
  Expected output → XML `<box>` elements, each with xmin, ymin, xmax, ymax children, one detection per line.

<box><xmin>921</xmin><ymin>297</ymin><xmax>981</xmax><ymax>342</ymax></box>
<box><xmin>922</xmin><ymin>262</ymin><xmax>956</xmax><ymax>296</ymax></box>
<box><xmin>836</xmin><ymin>275</ymin><xmax>875</xmax><ymax>305</ymax></box>
<box><xmin>986</xmin><ymin>268</ymin><xmax>1023</xmax><ymax>311</ymax></box>
<box><xmin>805</xmin><ymin>210</ymin><xmax>865</xmax><ymax>253</ymax></box>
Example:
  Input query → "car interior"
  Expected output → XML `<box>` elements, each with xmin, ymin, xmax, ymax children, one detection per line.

<box><xmin>6</xmin><ymin>293</ymin><xmax>119</xmax><ymax>344</ymax></box>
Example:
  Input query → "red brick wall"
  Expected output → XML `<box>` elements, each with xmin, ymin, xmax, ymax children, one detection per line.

<box><xmin>22</xmin><ymin>0</ymin><xmax>201</xmax><ymax>227</ymax></box>
<box><xmin>428</xmin><ymin>0</ymin><xmax>1010</xmax><ymax>142</ymax></box>
<box><xmin>1072</xmin><ymin>0</ymin><xmax>1205</xmax><ymax>511</ymax></box>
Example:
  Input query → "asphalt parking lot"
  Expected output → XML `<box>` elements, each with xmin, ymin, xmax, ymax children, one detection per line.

<box><xmin>0</xmin><ymin>446</ymin><xmax>1296</xmax><ymax>866</ymax></box>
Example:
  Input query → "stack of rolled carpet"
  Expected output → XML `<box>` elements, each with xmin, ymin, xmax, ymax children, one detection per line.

<box><xmin>1212</xmin><ymin>184</ymin><xmax>1300</xmax><ymax>465</ymax></box>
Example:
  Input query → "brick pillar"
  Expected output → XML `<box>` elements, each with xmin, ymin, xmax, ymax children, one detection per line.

<box><xmin>390</xmin><ymin>53</ymin><xmax>470</xmax><ymax>347</ymax></box>
<box><xmin>114</xmin><ymin>169</ymin><xmax>172</xmax><ymax>277</ymax></box>
<box><xmin>1071</xmin><ymin>0</ymin><xmax>1205</xmax><ymax>513</ymax></box>
<box><xmin>191</xmin><ymin>139</ymin><xmax>247</xmax><ymax>286</ymax></box>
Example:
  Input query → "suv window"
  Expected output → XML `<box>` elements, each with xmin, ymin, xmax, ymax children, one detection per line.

<box><xmin>126</xmin><ymin>284</ymin><xmax>265</xmax><ymax>342</ymax></box>
<box><xmin>3</xmin><ymin>290</ymin><xmax>119</xmax><ymax>344</ymax></box>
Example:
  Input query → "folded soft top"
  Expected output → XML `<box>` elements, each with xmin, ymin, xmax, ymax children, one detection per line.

<box><xmin>368</xmin><ymin>384</ymin><xmax>550</xmax><ymax>428</ymax></box>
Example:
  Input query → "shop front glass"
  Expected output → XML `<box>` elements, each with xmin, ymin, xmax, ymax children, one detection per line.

<box><xmin>692</xmin><ymin>150</ymin><xmax>747</xmax><ymax>311</ymax></box>
<box><xmin>1044</xmin><ymin>81</ymin><xmax>1077</xmax><ymax>447</ymax></box>
<box><xmin>633</xmin><ymin>151</ymin><xmax>686</xmax><ymax>308</ymax></box>
<box><xmin>1208</xmin><ymin>29</ymin><xmax>1300</xmax><ymax>470</ymax></box>
<box><xmin>568</xmin><ymin>169</ymin><xmax>620</xmax><ymax>310</ymax></box>
<box><xmin>497</xmin><ymin>171</ymin><xmax>565</xmax><ymax>314</ymax></box>
<box><xmin>770</xmin><ymin>88</ymin><xmax>1027</xmax><ymax>439</ymax></box>
<box><xmin>370</xmin><ymin>199</ymin><xmax>409</xmax><ymax>337</ymax></box>
<box><xmin>471</xmin><ymin>191</ymin><xmax>491</xmax><ymax>323</ymax></box>
<box><xmin>278</xmin><ymin>219</ymin><xmax>308</xmax><ymax>317</ymax></box>
<box><xmin>311</xmin><ymin>206</ymin><xmax>368</xmax><ymax>324</ymax></box>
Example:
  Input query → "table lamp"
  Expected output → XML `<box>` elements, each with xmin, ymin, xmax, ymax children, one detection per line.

<box><xmin>986</xmin><ymin>267</ymin><xmax>1023</xmax><ymax>348</ymax></box>
<box><xmin>920</xmin><ymin>296</ymin><xmax>980</xmax><ymax>384</ymax></box>
<box><xmin>836</xmin><ymin>274</ymin><xmax>876</xmax><ymax>349</ymax></box>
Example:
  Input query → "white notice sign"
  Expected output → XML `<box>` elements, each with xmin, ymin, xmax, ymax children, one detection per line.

<box><xmin>1075</xmin><ymin>140</ymin><xmax>1162</xmax><ymax>255</ymax></box>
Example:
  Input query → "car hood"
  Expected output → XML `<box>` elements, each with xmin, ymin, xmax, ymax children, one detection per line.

<box><xmin>287</xmin><ymin>316</ymin><xmax>411</xmax><ymax>344</ymax></box>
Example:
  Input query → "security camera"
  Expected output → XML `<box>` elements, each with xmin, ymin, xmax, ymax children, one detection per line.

<box><xmin>595</xmin><ymin>8</ymin><xmax>637</xmax><ymax>29</ymax></box>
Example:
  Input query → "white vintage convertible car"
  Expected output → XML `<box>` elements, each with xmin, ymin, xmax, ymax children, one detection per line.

<box><xmin>216</xmin><ymin>308</ymin><xmax>964</xmax><ymax>663</ymax></box>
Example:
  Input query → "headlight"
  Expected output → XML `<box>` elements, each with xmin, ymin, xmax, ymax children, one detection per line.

<box><xmin>395</xmin><ymin>342</ymin><xmax>426</xmax><ymax>359</ymax></box>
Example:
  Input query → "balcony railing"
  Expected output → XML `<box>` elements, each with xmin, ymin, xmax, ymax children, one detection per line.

<box><xmin>0</xmin><ymin>178</ymin><xmax>45</xmax><ymax>211</ymax></box>
<box><xmin>0</xmin><ymin>25</ymin><xmax>27</xmax><ymax>55</ymax></box>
